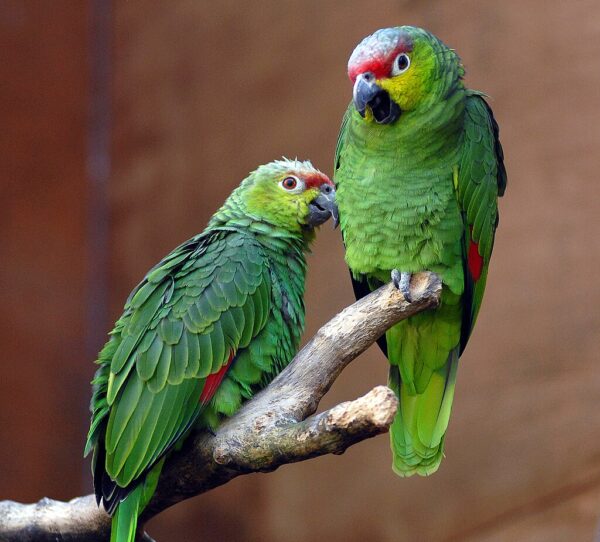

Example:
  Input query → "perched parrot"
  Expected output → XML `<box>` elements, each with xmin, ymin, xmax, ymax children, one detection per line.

<box><xmin>334</xmin><ymin>26</ymin><xmax>506</xmax><ymax>476</ymax></box>
<box><xmin>84</xmin><ymin>158</ymin><xmax>337</xmax><ymax>542</ymax></box>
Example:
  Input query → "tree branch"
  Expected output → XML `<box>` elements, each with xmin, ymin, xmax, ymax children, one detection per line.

<box><xmin>0</xmin><ymin>272</ymin><xmax>441</xmax><ymax>542</ymax></box>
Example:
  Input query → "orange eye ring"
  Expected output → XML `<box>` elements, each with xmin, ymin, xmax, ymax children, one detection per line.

<box><xmin>282</xmin><ymin>176</ymin><xmax>298</xmax><ymax>190</ymax></box>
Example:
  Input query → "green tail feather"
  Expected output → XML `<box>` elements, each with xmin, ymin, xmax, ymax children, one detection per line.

<box><xmin>389</xmin><ymin>348</ymin><xmax>459</xmax><ymax>477</ymax></box>
<box><xmin>110</xmin><ymin>458</ymin><xmax>164</xmax><ymax>542</ymax></box>
<box><xmin>111</xmin><ymin>490</ymin><xmax>139</xmax><ymax>542</ymax></box>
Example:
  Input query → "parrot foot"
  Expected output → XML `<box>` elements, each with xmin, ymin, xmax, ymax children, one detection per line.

<box><xmin>391</xmin><ymin>269</ymin><xmax>412</xmax><ymax>303</ymax></box>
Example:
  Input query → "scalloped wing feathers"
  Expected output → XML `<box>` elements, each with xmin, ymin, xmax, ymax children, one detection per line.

<box><xmin>458</xmin><ymin>93</ymin><xmax>506</xmax><ymax>347</ymax></box>
<box><xmin>86</xmin><ymin>229</ymin><xmax>273</xmax><ymax>502</ymax></box>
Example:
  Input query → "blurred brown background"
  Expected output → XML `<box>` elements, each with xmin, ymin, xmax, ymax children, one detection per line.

<box><xmin>2</xmin><ymin>1</ymin><xmax>599</xmax><ymax>541</ymax></box>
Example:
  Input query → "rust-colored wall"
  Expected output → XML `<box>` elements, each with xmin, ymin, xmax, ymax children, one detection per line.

<box><xmin>0</xmin><ymin>1</ymin><xmax>89</xmax><ymax>502</ymax></box>
<box><xmin>2</xmin><ymin>1</ymin><xmax>600</xmax><ymax>541</ymax></box>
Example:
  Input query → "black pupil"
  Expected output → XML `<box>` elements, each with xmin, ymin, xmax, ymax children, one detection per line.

<box><xmin>284</xmin><ymin>178</ymin><xmax>296</xmax><ymax>188</ymax></box>
<box><xmin>398</xmin><ymin>55</ymin><xmax>408</xmax><ymax>70</ymax></box>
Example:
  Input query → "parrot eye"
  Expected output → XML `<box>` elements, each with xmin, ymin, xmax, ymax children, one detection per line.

<box><xmin>280</xmin><ymin>176</ymin><xmax>303</xmax><ymax>192</ymax></box>
<box><xmin>282</xmin><ymin>177</ymin><xmax>297</xmax><ymax>189</ymax></box>
<box><xmin>391</xmin><ymin>53</ymin><xmax>410</xmax><ymax>76</ymax></box>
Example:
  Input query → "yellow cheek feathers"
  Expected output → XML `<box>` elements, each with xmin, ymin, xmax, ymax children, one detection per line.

<box><xmin>377</xmin><ymin>45</ymin><xmax>436</xmax><ymax>112</ymax></box>
<box><xmin>378</xmin><ymin>74</ymin><xmax>423</xmax><ymax>112</ymax></box>
<box><xmin>302</xmin><ymin>188</ymin><xmax>320</xmax><ymax>205</ymax></box>
<box><xmin>246</xmin><ymin>186</ymin><xmax>321</xmax><ymax>231</ymax></box>
<box><xmin>295</xmin><ymin>187</ymin><xmax>320</xmax><ymax>223</ymax></box>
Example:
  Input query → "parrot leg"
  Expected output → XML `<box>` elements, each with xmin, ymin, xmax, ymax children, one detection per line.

<box><xmin>391</xmin><ymin>269</ymin><xmax>412</xmax><ymax>303</ymax></box>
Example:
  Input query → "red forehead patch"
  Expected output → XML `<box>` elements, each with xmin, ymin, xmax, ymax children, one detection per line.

<box><xmin>304</xmin><ymin>173</ymin><xmax>333</xmax><ymax>189</ymax></box>
<box><xmin>348</xmin><ymin>29</ymin><xmax>413</xmax><ymax>82</ymax></box>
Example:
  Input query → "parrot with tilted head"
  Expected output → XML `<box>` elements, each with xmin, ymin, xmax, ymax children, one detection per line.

<box><xmin>334</xmin><ymin>26</ymin><xmax>506</xmax><ymax>476</ymax></box>
<box><xmin>85</xmin><ymin>158</ymin><xmax>337</xmax><ymax>542</ymax></box>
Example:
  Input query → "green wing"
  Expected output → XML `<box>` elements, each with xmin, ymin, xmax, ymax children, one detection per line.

<box><xmin>334</xmin><ymin>103</ymin><xmax>353</xmax><ymax>176</ymax></box>
<box><xmin>457</xmin><ymin>92</ymin><xmax>506</xmax><ymax>350</ymax></box>
<box><xmin>85</xmin><ymin>228</ymin><xmax>271</xmax><ymax>509</ymax></box>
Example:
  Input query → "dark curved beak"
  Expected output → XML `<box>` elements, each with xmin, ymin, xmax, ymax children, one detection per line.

<box><xmin>353</xmin><ymin>72</ymin><xmax>380</xmax><ymax>117</ymax></box>
<box><xmin>307</xmin><ymin>185</ymin><xmax>338</xmax><ymax>228</ymax></box>
<box><xmin>353</xmin><ymin>72</ymin><xmax>401</xmax><ymax>125</ymax></box>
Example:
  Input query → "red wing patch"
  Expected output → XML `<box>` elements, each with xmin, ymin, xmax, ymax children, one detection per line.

<box><xmin>200</xmin><ymin>350</ymin><xmax>235</xmax><ymax>404</ymax></box>
<box><xmin>467</xmin><ymin>233</ymin><xmax>483</xmax><ymax>281</ymax></box>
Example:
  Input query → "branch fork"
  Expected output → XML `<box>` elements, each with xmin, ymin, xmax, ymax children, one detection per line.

<box><xmin>0</xmin><ymin>272</ymin><xmax>442</xmax><ymax>542</ymax></box>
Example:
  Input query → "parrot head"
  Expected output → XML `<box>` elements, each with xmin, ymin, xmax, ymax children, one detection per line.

<box><xmin>347</xmin><ymin>26</ymin><xmax>464</xmax><ymax>124</ymax></box>
<box><xmin>218</xmin><ymin>159</ymin><xmax>338</xmax><ymax>234</ymax></box>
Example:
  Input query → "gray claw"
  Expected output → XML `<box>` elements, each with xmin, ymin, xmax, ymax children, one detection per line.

<box><xmin>391</xmin><ymin>269</ymin><xmax>412</xmax><ymax>303</ymax></box>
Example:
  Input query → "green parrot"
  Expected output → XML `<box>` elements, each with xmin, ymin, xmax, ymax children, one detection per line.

<box><xmin>84</xmin><ymin>159</ymin><xmax>337</xmax><ymax>542</ymax></box>
<box><xmin>334</xmin><ymin>26</ymin><xmax>506</xmax><ymax>476</ymax></box>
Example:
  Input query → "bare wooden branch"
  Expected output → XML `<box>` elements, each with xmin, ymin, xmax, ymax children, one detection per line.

<box><xmin>0</xmin><ymin>272</ymin><xmax>441</xmax><ymax>542</ymax></box>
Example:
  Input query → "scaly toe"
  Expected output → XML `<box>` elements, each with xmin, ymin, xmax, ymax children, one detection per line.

<box><xmin>391</xmin><ymin>269</ymin><xmax>412</xmax><ymax>303</ymax></box>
